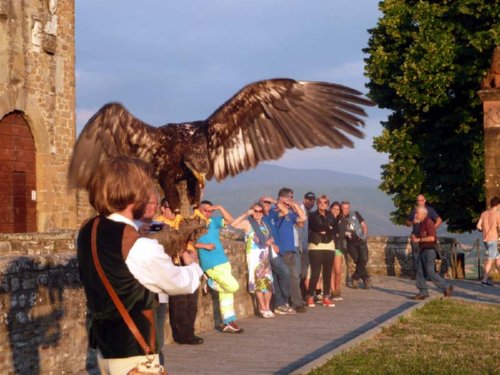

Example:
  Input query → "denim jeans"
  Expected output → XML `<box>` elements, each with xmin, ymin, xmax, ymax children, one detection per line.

<box><xmin>411</xmin><ymin>241</ymin><xmax>420</xmax><ymax>275</ymax></box>
<box><xmin>416</xmin><ymin>248</ymin><xmax>450</xmax><ymax>296</ymax></box>
<box><xmin>412</xmin><ymin>241</ymin><xmax>448</xmax><ymax>277</ymax></box>
<box><xmin>269</xmin><ymin>250</ymin><xmax>290</xmax><ymax>307</ymax></box>
<box><xmin>347</xmin><ymin>240</ymin><xmax>369</xmax><ymax>281</ymax></box>
<box><xmin>281</xmin><ymin>251</ymin><xmax>303</xmax><ymax>307</ymax></box>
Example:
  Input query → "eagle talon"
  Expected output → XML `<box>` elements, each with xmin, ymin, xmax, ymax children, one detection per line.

<box><xmin>191</xmin><ymin>208</ymin><xmax>207</xmax><ymax>223</ymax></box>
<box><xmin>171</xmin><ymin>214</ymin><xmax>184</xmax><ymax>230</ymax></box>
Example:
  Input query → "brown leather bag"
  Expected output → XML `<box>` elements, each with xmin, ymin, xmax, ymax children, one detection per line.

<box><xmin>91</xmin><ymin>218</ymin><xmax>167</xmax><ymax>375</ymax></box>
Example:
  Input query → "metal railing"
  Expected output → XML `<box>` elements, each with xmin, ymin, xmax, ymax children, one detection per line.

<box><xmin>450</xmin><ymin>238</ymin><xmax>482</xmax><ymax>279</ymax></box>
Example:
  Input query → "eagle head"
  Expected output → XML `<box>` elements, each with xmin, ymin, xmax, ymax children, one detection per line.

<box><xmin>184</xmin><ymin>146</ymin><xmax>210</xmax><ymax>189</ymax></box>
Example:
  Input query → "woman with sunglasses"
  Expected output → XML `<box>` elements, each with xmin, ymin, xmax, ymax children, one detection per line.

<box><xmin>231</xmin><ymin>202</ymin><xmax>276</xmax><ymax>318</ymax></box>
<box><xmin>306</xmin><ymin>195</ymin><xmax>337</xmax><ymax>308</ymax></box>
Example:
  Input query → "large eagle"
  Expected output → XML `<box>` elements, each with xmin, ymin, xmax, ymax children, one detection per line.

<box><xmin>68</xmin><ymin>78</ymin><xmax>374</xmax><ymax>212</ymax></box>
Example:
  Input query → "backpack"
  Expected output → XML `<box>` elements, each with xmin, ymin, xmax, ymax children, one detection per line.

<box><xmin>347</xmin><ymin>211</ymin><xmax>366</xmax><ymax>241</ymax></box>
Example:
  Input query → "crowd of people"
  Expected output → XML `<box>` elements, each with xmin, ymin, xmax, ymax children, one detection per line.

<box><xmin>77</xmin><ymin>156</ymin><xmax>499</xmax><ymax>374</ymax></box>
<box><xmin>147</xmin><ymin>188</ymin><xmax>374</xmax><ymax>347</ymax></box>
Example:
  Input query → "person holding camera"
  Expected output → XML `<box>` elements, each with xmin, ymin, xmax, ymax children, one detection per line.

<box><xmin>338</xmin><ymin>201</ymin><xmax>371</xmax><ymax>289</ymax></box>
<box><xmin>133</xmin><ymin>190</ymin><xmax>171</xmax><ymax>363</ymax></box>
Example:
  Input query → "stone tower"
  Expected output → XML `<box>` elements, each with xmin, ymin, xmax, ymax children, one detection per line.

<box><xmin>0</xmin><ymin>0</ymin><xmax>77</xmax><ymax>232</ymax></box>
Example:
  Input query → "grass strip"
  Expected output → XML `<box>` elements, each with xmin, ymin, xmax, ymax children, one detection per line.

<box><xmin>310</xmin><ymin>299</ymin><xmax>500</xmax><ymax>375</ymax></box>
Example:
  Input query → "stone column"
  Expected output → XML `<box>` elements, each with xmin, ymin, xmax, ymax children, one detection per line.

<box><xmin>478</xmin><ymin>89</ymin><xmax>500</xmax><ymax>204</ymax></box>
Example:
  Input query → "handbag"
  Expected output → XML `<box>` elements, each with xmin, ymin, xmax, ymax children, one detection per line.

<box><xmin>91</xmin><ymin>218</ymin><xmax>168</xmax><ymax>375</ymax></box>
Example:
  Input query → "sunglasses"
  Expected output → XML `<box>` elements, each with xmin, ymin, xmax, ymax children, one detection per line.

<box><xmin>253</xmin><ymin>209</ymin><xmax>263</xmax><ymax>213</ymax></box>
<box><xmin>262</xmin><ymin>201</ymin><xmax>272</xmax><ymax>204</ymax></box>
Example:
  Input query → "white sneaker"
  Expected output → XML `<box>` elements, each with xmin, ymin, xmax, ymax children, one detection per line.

<box><xmin>261</xmin><ymin>310</ymin><xmax>275</xmax><ymax>318</ymax></box>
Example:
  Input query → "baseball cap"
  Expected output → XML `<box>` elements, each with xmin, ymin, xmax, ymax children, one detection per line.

<box><xmin>304</xmin><ymin>192</ymin><xmax>316</xmax><ymax>200</ymax></box>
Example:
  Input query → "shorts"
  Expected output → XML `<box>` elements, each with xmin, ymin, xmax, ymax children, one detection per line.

<box><xmin>484</xmin><ymin>241</ymin><xmax>500</xmax><ymax>260</ymax></box>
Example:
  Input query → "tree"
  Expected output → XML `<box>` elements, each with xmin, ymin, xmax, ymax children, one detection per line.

<box><xmin>364</xmin><ymin>0</ymin><xmax>500</xmax><ymax>232</ymax></box>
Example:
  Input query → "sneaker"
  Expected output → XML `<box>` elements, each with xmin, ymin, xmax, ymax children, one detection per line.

<box><xmin>331</xmin><ymin>291</ymin><xmax>343</xmax><ymax>301</ymax></box>
<box><xmin>274</xmin><ymin>304</ymin><xmax>295</xmax><ymax>315</ymax></box>
<box><xmin>274</xmin><ymin>305</ymin><xmax>288</xmax><ymax>315</ymax></box>
<box><xmin>222</xmin><ymin>322</ymin><xmax>244</xmax><ymax>334</ymax></box>
<box><xmin>295</xmin><ymin>304</ymin><xmax>307</xmax><ymax>313</ymax></box>
<box><xmin>444</xmin><ymin>285</ymin><xmax>453</xmax><ymax>297</ymax></box>
<box><xmin>260</xmin><ymin>310</ymin><xmax>275</xmax><ymax>318</ymax></box>
<box><xmin>306</xmin><ymin>296</ymin><xmax>315</xmax><ymax>307</ymax></box>
<box><xmin>363</xmin><ymin>278</ymin><xmax>372</xmax><ymax>289</ymax></box>
<box><xmin>315</xmin><ymin>293</ymin><xmax>323</xmax><ymax>302</ymax></box>
<box><xmin>351</xmin><ymin>279</ymin><xmax>359</xmax><ymax>289</ymax></box>
<box><xmin>481</xmin><ymin>280</ymin><xmax>494</xmax><ymax>287</ymax></box>
<box><xmin>285</xmin><ymin>304</ymin><xmax>297</xmax><ymax>314</ymax></box>
<box><xmin>322</xmin><ymin>297</ymin><xmax>335</xmax><ymax>307</ymax></box>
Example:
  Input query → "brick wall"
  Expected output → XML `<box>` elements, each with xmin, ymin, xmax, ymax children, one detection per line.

<box><xmin>0</xmin><ymin>232</ymin><xmax>461</xmax><ymax>374</ymax></box>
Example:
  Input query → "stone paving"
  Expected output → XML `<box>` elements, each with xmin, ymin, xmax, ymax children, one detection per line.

<box><xmin>162</xmin><ymin>276</ymin><xmax>500</xmax><ymax>375</ymax></box>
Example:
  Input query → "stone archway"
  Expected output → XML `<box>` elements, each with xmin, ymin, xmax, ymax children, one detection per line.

<box><xmin>0</xmin><ymin>111</ymin><xmax>37</xmax><ymax>232</ymax></box>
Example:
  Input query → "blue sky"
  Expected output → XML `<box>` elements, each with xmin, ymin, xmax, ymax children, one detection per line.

<box><xmin>75</xmin><ymin>0</ymin><xmax>389</xmax><ymax>179</ymax></box>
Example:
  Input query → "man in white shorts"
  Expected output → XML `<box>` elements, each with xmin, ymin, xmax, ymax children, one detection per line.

<box><xmin>477</xmin><ymin>196</ymin><xmax>500</xmax><ymax>286</ymax></box>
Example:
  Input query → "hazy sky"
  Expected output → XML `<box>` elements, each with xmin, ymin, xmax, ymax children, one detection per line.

<box><xmin>75</xmin><ymin>0</ymin><xmax>389</xmax><ymax>179</ymax></box>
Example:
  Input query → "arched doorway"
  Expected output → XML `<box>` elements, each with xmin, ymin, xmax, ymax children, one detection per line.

<box><xmin>0</xmin><ymin>111</ymin><xmax>37</xmax><ymax>232</ymax></box>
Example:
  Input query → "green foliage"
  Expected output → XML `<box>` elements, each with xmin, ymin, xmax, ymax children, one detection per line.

<box><xmin>365</xmin><ymin>0</ymin><xmax>500</xmax><ymax>231</ymax></box>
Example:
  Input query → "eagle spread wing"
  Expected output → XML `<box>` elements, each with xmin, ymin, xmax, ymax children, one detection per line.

<box><xmin>69</xmin><ymin>78</ymin><xmax>373</xmax><ymax>212</ymax></box>
<box><xmin>68</xmin><ymin>103</ymin><xmax>166</xmax><ymax>190</ymax></box>
<box><xmin>205</xmin><ymin>79</ymin><xmax>374</xmax><ymax>181</ymax></box>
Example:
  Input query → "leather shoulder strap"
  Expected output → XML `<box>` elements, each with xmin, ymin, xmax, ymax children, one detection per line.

<box><xmin>122</xmin><ymin>224</ymin><xmax>141</xmax><ymax>259</ymax></box>
<box><xmin>91</xmin><ymin>217</ymin><xmax>152</xmax><ymax>355</ymax></box>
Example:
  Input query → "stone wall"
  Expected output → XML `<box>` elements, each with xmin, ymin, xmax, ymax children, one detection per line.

<box><xmin>0</xmin><ymin>0</ymin><xmax>77</xmax><ymax>232</ymax></box>
<box><xmin>0</xmin><ymin>232</ymin><xmax>461</xmax><ymax>374</ymax></box>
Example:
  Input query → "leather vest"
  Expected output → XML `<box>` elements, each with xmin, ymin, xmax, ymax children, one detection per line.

<box><xmin>77</xmin><ymin>216</ymin><xmax>158</xmax><ymax>358</ymax></box>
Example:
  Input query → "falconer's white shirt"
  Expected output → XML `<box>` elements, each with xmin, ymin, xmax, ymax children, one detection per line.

<box><xmin>108</xmin><ymin>213</ymin><xmax>203</xmax><ymax>303</ymax></box>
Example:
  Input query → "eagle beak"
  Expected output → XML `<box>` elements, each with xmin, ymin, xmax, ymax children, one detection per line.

<box><xmin>194</xmin><ymin>171</ymin><xmax>206</xmax><ymax>189</ymax></box>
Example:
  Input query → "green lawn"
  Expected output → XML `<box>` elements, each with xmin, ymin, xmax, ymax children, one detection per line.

<box><xmin>310</xmin><ymin>299</ymin><xmax>500</xmax><ymax>375</ymax></box>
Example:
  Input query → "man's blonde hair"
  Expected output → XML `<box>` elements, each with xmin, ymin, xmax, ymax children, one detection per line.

<box><xmin>88</xmin><ymin>156</ymin><xmax>155</xmax><ymax>217</ymax></box>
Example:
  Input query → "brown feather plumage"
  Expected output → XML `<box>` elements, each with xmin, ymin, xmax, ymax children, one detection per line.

<box><xmin>68</xmin><ymin>78</ymin><xmax>374</xmax><ymax>211</ymax></box>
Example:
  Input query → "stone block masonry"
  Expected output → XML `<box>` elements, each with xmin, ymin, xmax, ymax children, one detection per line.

<box><xmin>0</xmin><ymin>0</ymin><xmax>78</xmax><ymax>233</ymax></box>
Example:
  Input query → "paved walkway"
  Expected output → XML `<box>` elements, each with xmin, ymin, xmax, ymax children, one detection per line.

<box><xmin>163</xmin><ymin>276</ymin><xmax>500</xmax><ymax>375</ymax></box>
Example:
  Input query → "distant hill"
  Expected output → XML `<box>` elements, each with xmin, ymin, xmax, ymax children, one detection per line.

<box><xmin>202</xmin><ymin>164</ymin><xmax>480</xmax><ymax>245</ymax></box>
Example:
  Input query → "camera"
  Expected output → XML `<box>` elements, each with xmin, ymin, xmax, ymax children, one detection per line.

<box><xmin>149</xmin><ymin>223</ymin><xmax>165</xmax><ymax>232</ymax></box>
